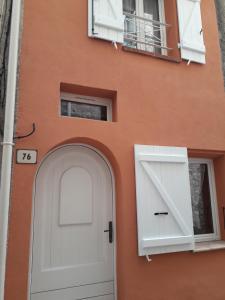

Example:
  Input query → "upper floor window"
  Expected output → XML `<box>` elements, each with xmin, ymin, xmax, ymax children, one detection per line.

<box><xmin>123</xmin><ymin>0</ymin><xmax>168</xmax><ymax>55</ymax></box>
<box><xmin>88</xmin><ymin>0</ymin><xmax>206</xmax><ymax>64</ymax></box>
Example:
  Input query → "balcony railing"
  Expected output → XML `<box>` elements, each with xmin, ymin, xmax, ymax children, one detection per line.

<box><xmin>124</xmin><ymin>12</ymin><xmax>172</xmax><ymax>55</ymax></box>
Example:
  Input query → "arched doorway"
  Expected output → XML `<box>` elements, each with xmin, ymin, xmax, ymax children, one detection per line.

<box><xmin>30</xmin><ymin>145</ymin><xmax>115</xmax><ymax>300</ymax></box>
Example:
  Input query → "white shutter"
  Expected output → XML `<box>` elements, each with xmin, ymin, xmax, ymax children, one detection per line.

<box><xmin>177</xmin><ymin>0</ymin><xmax>206</xmax><ymax>64</ymax></box>
<box><xmin>134</xmin><ymin>145</ymin><xmax>194</xmax><ymax>256</ymax></box>
<box><xmin>88</xmin><ymin>0</ymin><xmax>124</xmax><ymax>43</ymax></box>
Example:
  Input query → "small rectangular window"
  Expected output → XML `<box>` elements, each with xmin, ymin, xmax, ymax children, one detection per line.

<box><xmin>60</xmin><ymin>93</ymin><xmax>112</xmax><ymax>121</ymax></box>
<box><xmin>189</xmin><ymin>159</ymin><xmax>220</xmax><ymax>242</ymax></box>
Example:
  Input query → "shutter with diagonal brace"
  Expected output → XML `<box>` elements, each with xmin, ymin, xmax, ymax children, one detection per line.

<box><xmin>134</xmin><ymin>145</ymin><xmax>194</xmax><ymax>256</ymax></box>
<box><xmin>177</xmin><ymin>0</ymin><xmax>206</xmax><ymax>64</ymax></box>
<box><xmin>88</xmin><ymin>0</ymin><xmax>124</xmax><ymax>43</ymax></box>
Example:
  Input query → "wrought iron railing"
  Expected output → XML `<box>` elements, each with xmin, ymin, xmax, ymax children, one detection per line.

<box><xmin>124</xmin><ymin>12</ymin><xmax>172</xmax><ymax>55</ymax></box>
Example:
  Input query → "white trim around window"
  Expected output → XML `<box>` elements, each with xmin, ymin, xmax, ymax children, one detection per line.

<box><xmin>60</xmin><ymin>92</ymin><xmax>112</xmax><ymax>122</ymax></box>
<box><xmin>157</xmin><ymin>0</ymin><xmax>167</xmax><ymax>56</ymax></box>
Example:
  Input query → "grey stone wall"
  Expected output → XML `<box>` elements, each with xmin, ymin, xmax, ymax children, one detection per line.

<box><xmin>215</xmin><ymin>0</ymin><xmax>225</xmax><ymax>88</ymax></box>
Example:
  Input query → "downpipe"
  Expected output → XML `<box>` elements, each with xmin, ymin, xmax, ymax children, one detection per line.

<box><xmin>0</xmin><ymin>1</ymin><xmax>22</xmax><ymax>299</ymax></box>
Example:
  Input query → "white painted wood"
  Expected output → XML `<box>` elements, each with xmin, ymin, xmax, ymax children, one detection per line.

<box><xmin>88</xmin><ymin>0</ymin><xmax>124</xmax><ymax>43</ymax></box>
<box><xmin>31</xmin><ymin>281</ymin><xmax>114</xmax><ymax>300</ymax></box>
<box><xmin>177</xmin><ymin>0</ymin><xmax>206</xmax><ymax>64</ymax></box>
<box><xmin>32</xmin><ymin>294</ymin><xmax>114</xmax><ymax>300</ymax></box>
<box><xmin>193</xmin><ymin>241</ymin><xmax>225</xmax><ymax>253</ymax></box>
<box><xmin>59</xmin><ymin>167</ymin><xmax>93</xmax><ymax>225</ymax></box>
<box><xmin>158</xmin><ymin>0</ymin><xmax>167</xmax><ymax>56</ymax></box>
<box><xmin>31</xmin><ymin>145</ymin><xmax>114</xmax><ymax>299</ymax></box>
<box><xmin>142</xmin><ymin>236</ymin><xmax>193</xmax><ymax>248</ymax></box>
<box><xmin>141</xmin><ymin>161</ymin><xmax>190</xmax><ymax>236</ymax></box>
<box><xmin>139</xmin><ymin>154</ymin><xmax>186</xmax><ymax>163</ymax></box>
<box><xmin>84</xmin><ymin>296</ymin><xmax>114</xmax><ymax>300</ymax></box>
<box><xmin>134</xmin><ymin>145</ymin><xmax>194</xmax><ymax>256</ymax></box>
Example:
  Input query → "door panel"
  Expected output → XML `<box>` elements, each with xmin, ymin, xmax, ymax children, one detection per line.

<box><xmin>32</xmin><ymin>295</ymin><xmax>114</xmax><ymax>300</ymax></box>
<box><xmin>31</xmin><ymin>281</ymin><xmax>114</xmax><ymax>300</ymax></box>
<box><xmin>31</xmin><ymin>145</ymin><xmax>114</xmax><ymax>299</ymax></box>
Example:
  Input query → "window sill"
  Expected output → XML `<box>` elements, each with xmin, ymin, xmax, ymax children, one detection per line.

<box><xmin>122</xmin><ymin>46</ymin><xmax>181</xmax><ymax>63</ymax></box>
<box><xmin>193</xmin><ymin>241</ymin><xmax>225</xmax><ymax>253</ymax></box>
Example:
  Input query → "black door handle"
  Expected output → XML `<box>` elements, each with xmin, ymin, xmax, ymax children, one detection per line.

<box><xmin>154</xmin><ymin>212</ymin><xmax>168</xmax><ymax>216</ymax></box>
<box><xmin>104</xmin><ymin>221</ymin><xmax>113</xmax><ymax>243</ymax></box>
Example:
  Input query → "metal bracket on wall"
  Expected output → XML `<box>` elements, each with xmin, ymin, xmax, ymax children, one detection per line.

<box><xmin>146</xmin><ymin>255</ymin><xmax>152</xmax><ymax>262</ymax></box>
<box><xmin>14</xmin><ymin>123</ymin><xmax>36</xmax><ymax>140</ymax></box>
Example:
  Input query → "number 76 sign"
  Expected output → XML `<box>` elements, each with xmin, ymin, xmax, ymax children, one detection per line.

<box><xmin>16</xmin><ymin>150</ymin><xmax>37</xmax><ymax>164</ymax></box>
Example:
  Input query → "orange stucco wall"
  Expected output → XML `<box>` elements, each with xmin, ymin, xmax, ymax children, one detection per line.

<box><xmin>5</xmin><ymin>1</ymin><xmax>225</xmax><ymax>299</ymax></box>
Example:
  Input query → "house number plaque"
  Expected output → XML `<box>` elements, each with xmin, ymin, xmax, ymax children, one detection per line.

<box><xmin>16</xmin><ymin>149</ymin><xmax>37</xmax><ymax>164</ymax></box>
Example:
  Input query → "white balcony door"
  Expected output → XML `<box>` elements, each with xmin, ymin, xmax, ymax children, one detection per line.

<box><xmin>30</xmin><ymin>145</ymin><xmax>115</xmax><ymax>300</ymax></box>
<box><xmin>123</xmin><ymin>0</ymin><xmax>166</xmax><ymax>53</ymax></box>
<box><xmin>138</xmin><ymin>0</ymin><xmax>166</xmax><ymax>53</ymax></box>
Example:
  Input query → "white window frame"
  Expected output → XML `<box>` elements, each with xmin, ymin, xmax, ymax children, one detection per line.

<box><xmin>157</xmin><ymin>0</ymin><xmax>167</xmax><ymax>55</ymax></box>
<box><xmin>60</xmin><ymin>92</ymin><xmax>112</xmax><ymax>121</ymax></box>
<box><xmin>123</xmin><ymin>0</ymin><xmax>167</xmax><ymax>55</ymax></box>
<box><xmin>189</xmin><ymin>158</ymin><xmax>220</xmax><ymax>243</ymax></box>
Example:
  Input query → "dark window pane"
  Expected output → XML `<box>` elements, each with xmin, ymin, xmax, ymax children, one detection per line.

<box><xmin>189</xmin><ymin>163</ymin><xmax>214</xmax><ymax>235</ymax></box>
<box><xmin>123</xmin><ymin>0</ymin><xmax>136</xmax><ymax>13</ymax></box>
<box><xmin>61</xmin><ymin>100</ymin><xmax>68</xmax><ymax>116</ymax></box>
<box><xmin>61</xmin><ymin>100</ymin><xmax>107</xmax><ymax>121</ymax></box>
<box><xmin>144</xmin><ymin>0</ymin><xmax>160</xmax><ymax>21</ymax></box>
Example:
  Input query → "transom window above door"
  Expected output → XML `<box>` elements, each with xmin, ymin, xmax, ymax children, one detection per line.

<box><xmin>60</xmin><ymin>93</ymin><xmax>112</xmax><ymax>121</ymax></box>
<box><xmin>123</xmin><ymin>0</ymin><xmax>168</xmax><ymax>55</ymax></box>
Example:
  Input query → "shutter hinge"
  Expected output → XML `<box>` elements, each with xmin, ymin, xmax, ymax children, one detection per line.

<box><xmin>92</xmin><ymin>15</ymin><xmax>98</xmax><ymax>35</ymax></box>
<box><xmin>92</xmin><ymin>15</ymin><xmax>94</xmax><ymax>33</ymax></box>
<box><xmin>146</xmin><ymin>255</ymin><xmax>152</xmax><ymax>262</ymax></box>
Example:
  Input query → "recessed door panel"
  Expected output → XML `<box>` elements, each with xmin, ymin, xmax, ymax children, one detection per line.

<box><xmin>59</xmin><ymin>167</ymin><xmax>93</xmax><ymax>225</ymax></box>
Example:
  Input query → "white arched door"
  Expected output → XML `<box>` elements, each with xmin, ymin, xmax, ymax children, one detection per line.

<box><xmin>30</xmin><ymin>145</ymin><xmax>115</xmax><ymax>300</ymax></box>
